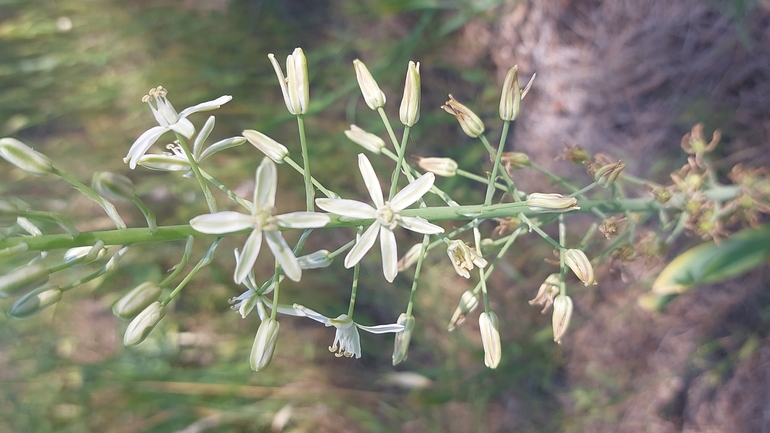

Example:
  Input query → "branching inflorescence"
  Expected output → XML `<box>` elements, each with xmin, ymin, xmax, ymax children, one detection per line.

<box><xmin>2</xmin><ymin>47</ymin><xmax>770</xmax><ymax>371</ymax></box>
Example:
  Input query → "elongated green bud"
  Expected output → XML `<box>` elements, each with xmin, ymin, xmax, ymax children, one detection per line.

<box><xmin>392</xmin><ymin>313</ymin><xmax>415</xmax><ymax>365</ymax></box>
<box><xmin>92</xmin><ymin>171</ymin><xmax>136</xmax><ymax>202</ymax></box>
<box><xmin>297</xmin><ymin>250</ymin><xmax>332</xmax><ymax>269</ymax></box>
<box><xmin>0</xmin><ymin>138</ymin><xmax>53</xmax><ymax>175</ymax></box>
<box><xmin>8</xmin><ymin>284</ymin><xmax>62</xmax><ymax>319</ymax></box>
<box><xmin>564</xmin><ymin>249</ymin><xmax>597</xmax><ymax>286</ymax></box>
<box><xmin>552</xmin><ymin>294</ymin><xmax>573</xmax><ymax>344</ymax></box>
<box><xmin>353</xmin><ymin>59</ymin><xmax>386</xmax><ymax>110</ymax></box>
<box><xmin>63</xmin><ymin>241</ymin><xmax>107</xmax><ymax>267</ymax></box>
<box><xmin>113</xmin><ymin>282</ymin><xmax>162</xmax><ymax>320</ymax></box>
<box><xmin>0</xmin><ymin>199</ymin><xmax>19</xmax><ymax>227</ymax></box>
<box><xmin>123</xmin><ymin>301</ymin><xmax>166</xmax><ymax>346</ymax></box>
<box><xmin>344</xmin><ymin>125</ymin><xmax>385</xmax><ymax>154</ymax></box>
<box><xmin>479</xmin><ymin>311</ymin><xmax>501</xmax><ymax>369</ymax></box>
<box><xmin>526</xmin><ymin>193</ymin><xmax>579</xmax><ymax>213</ymax></box>
<box><xmin>242</xmin><ymin>129</ymin><xmax>289</xmax><ymax>163</ymax></box>
<box><xmin>499</xmin><ymin>65</ymin><xmax>521</xmax><ymax>121</ymax></box>
<box><xmin>448</xmin><ymin>290</ymin><xmax>479</xmax><ymax>331</ymax></box>
<box><xmin>416</xmin><ymin>157</ymin><xmax>458</xmax><ymax>177</ymax></box>
<box><xmin>250</xmin><ymin>318</ymin><xmax>280</xmax><ymax>372</ymax></box>
<box><xmin>399</xmin><ymin>61</ymin><xmax>420</xmax><ymax>127</ymax></box>
<box><xmin>0</xmin><ymin>263</ymin><xmax>50</xmax><ymax>299</ymax></box>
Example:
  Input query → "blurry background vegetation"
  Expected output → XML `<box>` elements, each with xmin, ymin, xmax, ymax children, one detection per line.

<box><xmin>1</xmin><ymin>0</ymin><xmax>769</xmax><ymax>432</ymax></box>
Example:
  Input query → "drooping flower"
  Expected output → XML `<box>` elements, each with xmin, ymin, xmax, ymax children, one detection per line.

<box><xmin>124</xmin><ymin>86</ymin><xmax>232</xmax><ymax>169</ymax></box>
<box><xmin>315</xmin><ymin>153</ymin><xmax>443</xmax><ymax>282</ymax></box>
<box><xmin>293</xmin><ymin>304</ymin><xmax>404</xmax><ymax>359</ymax></box>
<box><xmin>189</xmin><ymin>157</ymin><xmax>330</xmax><ymax>283</ymax></box>
<box><xmin>446</xmin><ymin>239</ymin><xmax>487</xmax><ymax>279</ymax></box>
<box><xmin>229</xmin><ymin>249</ymin><xmax>300</xmax><ymax>320</ymax></box>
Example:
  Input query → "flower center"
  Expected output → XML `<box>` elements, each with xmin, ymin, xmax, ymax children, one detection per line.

<box><xmin>254</xmin><ymin>207</ymin><xmax>277</xmax><ymax>231</ymax></box>
<box><xmin>375</xmin><ymin>203</ymin><xmax>400</xmax><ymax>230</ymax></box>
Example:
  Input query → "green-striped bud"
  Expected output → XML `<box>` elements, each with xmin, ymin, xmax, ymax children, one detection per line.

<box><xmin>526</xmin><ymin>193</ymin><xmax>579</xmax><ymax>213</ymax></box>
<box><xmin>416</xmin><ymin>157</ymin><xmax>458</xmax><ymax>177</ymax></box>
<box><xmin>297</xmin><ymin>250</ymin><xmax>332</xmax><ymax>269</ymax></box>
<box><xmin>0</xmin><ymin>263</ymin><xmax>50</xmax><ymax>299</ymax></box>
<box><xmin>441</xmin><ymin>95</ymin><xmax>485</xmax><ymax>138</ymax></box>
<box><xmin>479</xmin><ymin>311</ymin><xmax>501</xmax><ymax>369</ymax></box>
<box><xmin>399</xmin><ymin>61</ymin><xmax>421</xmax><ymax>127</ymax></box>
<box><xmin>113</xmin><ymin>282</ymin><xmax>162</xmax><ymax>320</ymax></box>
<box><xmin>250</xmin><ymin>318</ymin><xmax>280</xmax><ymax>372</ymax></box>
<box><xmin>8</xmin><ymin>284</ymin><xmax>62</xmax><ymax>319</ymax></box>
<box><xmin>0</xmin><ymin>199</ymin><xmax>19</xmax><ymax>227</ymax></box>
<box><xmin>564</xmin><ymin>248</ymin><xmax>597</xmax><ymax>286</ymax></box>
<box><xmin>353</xmin><ymin>59</ymin><xmax>386</xmax><ymax>110</ymax></box>
<box><xmin>594</xmin><ymin>161</ymin><xmax>625</xmax><ymax>188</ymax></box>
<box><xmin>500</xmin><ymin>152</ymin><xmax>531</xmax><ymax>170</ymax></box>
<box><xmin>392</xmin><ymin>313</ymin><xmax>415</xmax><ymax>365</ymax></box>
<box><xmin>552</xmin><ymin>294</ymin><xmax>573</xmax><ymax>344</ymax></box>
<box><xmin>0</xmin><ymin>137</ymin><xmax>53</xmax><ymax>175</ymax></box>
<box><xmin>123</xmin><ymin>301</ymin><xmax>166</xmax><ymax>346</ymax></box>
<box><xmin>242</xmin><ymin>130</ymin><xmax>289</xmax><ymax>163</ymax></box>
<box><xmin>448</xmin><ymin>290</ymin><xmax>479</xmax><ymax>331</ymax></box>
<box><xmin>63</xmin><ymin>241</ymin><xmax>107</xmax><ymax>267</ymax></box>
<box><xmin>344</xmin><ymin>125</ymin><xmax>385</xmax><ymax>154</ymax></box>
<box><xmin>92</xmin><ymin>171</ymin><xmax>136</xmax><ymax>202</ymax></box>
<box><xmin>499</xmin><ymin>65</ymin><xmax>521</xmax><ymax>121</ymax></box>
<box><xmin>268</xmin><ymin>48</ymin><xmax>309</xmax><ymax>115</ymax></box>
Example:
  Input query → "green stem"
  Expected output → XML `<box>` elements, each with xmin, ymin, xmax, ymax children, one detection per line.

<box><xmin>52</xmin><ymin>167</ymin><xmax>126</xmax><ymax>229</ymax></box>
<box><xmin>199</xmin><ymin>168</ymin><xmax>253</xmax><ymax>212</ymax></box>
<box><xmin>484</xmin><ymin>121</ymin><xmax>510</xmax><ymax>206</ymax></box>
<box><xmin>378</xmin><ymin>108</ymin><xmax>401</xmax><ymax>156</ymax></box>
<box><xmin>405</xmin><ymin>234</ymin><xmax>430</xmax><ymax>316</ymax></box>
<box><xmin>20</xmin><ymin>210</ymin><xmax>79</xmax><ymax>237</ymax></box>
<box><xmin>296</xmin><ymin>115</ymin><xmax>315</xmax><ymax>211</ymax></box>
<box><xmin>174</xmin><ymin>134</ymin><xmax>217</xmax><ymax>213</ymax></box>
<box><xmin>389</xmin><ymin>126</ymin><xmax>411</xmax><ymax>201</ymax></box>
<box><xmin>132</xmin><ymin>197</ymin><xmax>158</xmax><ymax>233</ymax></box>
<box><xmin>162</xmin><ymin>238</ymin><xmax>220</xmax><ymax>306</ymax></box>
<box><xmin>519</xmin><ymin>214</ymin><xmax>564</xmax><ymax>251</ymax></box>
<box><xmin>347</xmin><ymin>262</ymin><xmax>361</xmax><ymax>318</ymax></box>
<box><xmin>283</xmin><ymin>157</ymin><xmax>336</xmax><ymax>198</ymax></box>
<box><xmin>159</xmin><ymin>236</ymin><xmax>194</xmax><ymax>287</ymax></box>
<box><xmin>270</xmin><ymin>261</ymin><xmax>282</xmax><ymax>320</ymax></box>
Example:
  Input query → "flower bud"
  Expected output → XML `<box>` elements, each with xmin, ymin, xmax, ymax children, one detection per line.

<box><xmin>242</xmin><ymin>129</ymin><xmax>289</xmax><ymax>163</ymax></box>
<box><xmin>399</xmin><ymin>61</ymin><xmax>420</xmax><ymax>127</ymax></box>
<box><xmin>268</xmin><ymin>48</ymin><xmax>309</xmax><ymax>115</ymax></box>
<box><xmin>441</xmin><ymin>95</ymin><xmax>485</xmax><ymax>138</ymax></box>
<box><xmin>137</xmin><ymin>153</ymin><xmax>192</xmax><ymax>172</ymax></box>
<box><xmin>123</xmin><ymin>301</ymin><xmax>166</xmax><ymax>346</ymax></box>
<box><xmin>92</xmin><ymin>171</ymin><xmax>136</xmax><ymax>202</ymax></box>
<box><xmin>392</xmin><ymin>313</ymin><xmax>415</xmax><ymax>365</ymax></box>
<box><xmin>446</xmin><ymin>240</ymin><xmax>488</xmax><ymax>279</ymax></box>
<box><xmin>353</xmin><ymin>59</ymin><xmax>386</xmax><ymax>110</ymax></box>
<box><xmin>397</xmin><ymin>243</ymin><xmax>423</xmax><ymax>271</ymax></box>
<box><xmin>528</xmin><ymin>273</ymin><xmax>560</xmax><ymax>314</ymax></box>
<box><xmin>526</xmin><ymin>193</ymin><xmax>580</xmax><ymax>213</ymax></box>
<box><xmin>552</xmin><ymin>294</ymin><xmax>573</xmax><ymax>344</ymax></box>
<box><xmin>0</xmin><ymin>137</ymin><xmax>53</xmax><ymax>175</ymax></box>
<box><xmin>8</xmin><ymin>283</ymin><xmax>62</xmax><ymax>319</ymax></box>
<box><xmin>0</xmin><ymin>263</ymin><xmax>50</xmax><ymax>299</ymax></box>
<box><xmin>500</xmin><ymin>152</ymin><xmax>531</xmax><ymax>170</ymax></box>
<box><xmin>344</xmin><ymin>125</ymin><xmax>385</xmax><ymax>154</ymax></box>
<box><xmin>448</xmin><ymin>290</ymin><xmax>479</xmax><ymax>331</ymax></box>
<box><xmin>250</xmin><ymin>318</ymin><xmax>280</xmax><ymax>372</ymax></box>
<box><xmin>564</xmin><ymin>249</ymin><xmax>597</xmax><ymax>285</ymax></box>
<box><xmin>479</xmin><ymin>311</ymin><xmax>501</xmax><ymax>369</ymax></box>
<box><xmin>499</xmin><ymin>65</ymin><xmax>521</xmax><ymax>121</ymax></box>
<box><xmin>113</xmin><ymin>281</ymin><xmax>162</xmax><ymax>320</ymax></box>
<box><xmin>63</xmin><ymin>241</ymin><xmax>107</xmax><ymax>267</ymax></box>
<box><xmin>297</xmin><ymin>250</ymin><xmax>332</xmax><ymax>269</ymax></box>
<box><xmin>416</xmin><ymin>157</ymin><xmax>458</xmax><ymax>177</ymax></box>
<box><xmin>0</xmin><ymin>199</ymin><xmax>19</xmax><ymax>227</ymax></box>
<box><xmin>594</xmin><ymin>161</ymin><xmax>625</xmax><ymax>188</ymax></box>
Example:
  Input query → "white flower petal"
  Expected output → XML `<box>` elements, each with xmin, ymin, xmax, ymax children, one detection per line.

<box><xmin>234</xmin><ymin>229</ymin><xmax>263</xmax><ymax>284</ymax></box>
<box><xmin>380</xmin><ymin>227</ymin><xmax>398</xmax><ymax>282</ymax></box>
<box><xmin>170</xmin><ymin>117</ymin><xmax>196</xmax><ymax>139</ymax></box>
<box><xmin>399</xmin><ymin>216</ymin><xmax>444</xmax><ymax>235</ymax></box>
<box><xmin>190</xmin><ymin>211</ymin><xmax>254</xmax><ymax>234</ymax></box>
<box><xmin>193</xmin><ymin>116</ymin><xmax>216</xmax><ymax>159</ymax></box>
<box><xmin>268</xmin><ymin>53</ymin><xmax>292</xmax><ymax>113</ymax></box>
<box><xmin>343</xmin><ymin>223</ymin><xmax>380</xmax><ymax>268</ymax></box>
<box><xmin>125</xmin><ymin>126</ymin><xmax>169</xmax><ymax>169</ymax></box>
<box><xmin>358</xmin><ymin>154</ymin><xmax>384</xmax><ymax>208</ymax></box>
<box><xmin>265</xmin><ymin>230</ymin><xmax>302</xmax><ymax>282</ymax></box>
<box><xmin>293</xmin><ymin>304</ymin><xmax>330</xmax><ymax>324</ymax></box>
<box><xmin>177</xmin><ymin>95</ymin><xmax>233</xmax><ymax>118</ymax></box>
<box><xmin>356</xmin><ymin>323</ymin><xmax>405</xmax><ymax>334</ymax></box>
<box><xmin>274</xmin><ymin>211</ymin><xmax>330</xmax><ymax>229</ymax></box>
<box><xmin>137</xmin><ymin>153</ymin><xmax>191</xmax><ymax>172</ymax></box>
<box><xmin>390</xmin><ymin>172</ymin><xmax>434</xmax><ymax>211</ymax></box>
<box><xmin>198</xmin><ymin>136</ymin><xmax>245</xmax><ymax>162</ymax></box>
<box><xmin>315</xmin><ymin>198</ymin><xmax>375</xmax><ymax>219</ymax></box>
<box><xmin>254</xmin><ymin>157</ymin><xmax>277</xmax><ymax>209</ymax></box>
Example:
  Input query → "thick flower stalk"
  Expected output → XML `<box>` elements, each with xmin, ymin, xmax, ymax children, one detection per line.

<box><xmin>293</xmin><ymin>304</ymin><xmax>403</xmax><ymax>359</ymax></box>
<box><xmin>315</xmin><ymin>154</ymin><xmax>443</xmax><ymax>282</ymax></box>
<box><xmin>189</xmin><ymin>157</ymin><xmax>330</xmax><ymax>283</ymax></box>
<box><xmin>124</xmin><ymin>86</ymin><xmax>232</xmax><ymax>169</ymax></box>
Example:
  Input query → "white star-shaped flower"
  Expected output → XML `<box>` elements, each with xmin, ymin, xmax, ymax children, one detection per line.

<box><xmin>189</xmin><ymin>157</ymin><xmax>330</xmax><ymax>283</ymax></box>
<box><xmin>293</xmin><ymin>304</ymin><xmax>404</xmax><ymax>359</ymax></box>
<box><xmin>315</xmin><ymin>154</ymin><xmax>443</xmax><ymax>282</ymax></box>
<box><xmin>124</xmin><ymin>86</ymin><xmax>232</xmax><ymax>169</ymax></box>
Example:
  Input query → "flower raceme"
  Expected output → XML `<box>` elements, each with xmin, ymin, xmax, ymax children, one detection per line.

<box><xmin>315</xmin><ymin>153</ymin><xmax>444</xmax><ymax>282</ymax></box>
<box><xmin>189</xmin><ymin>157</ymin><xmax>330</xmax><ymax>283</ymax></box>
<box><xmin>124</xmin><ymin>86</ymin><xmax>232</xmax><ymax>169</ymax></box>
<box><xmin>293</xmin><ymin>304</ymin><xmax>403</xmax><ymax>359</ymax></box>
